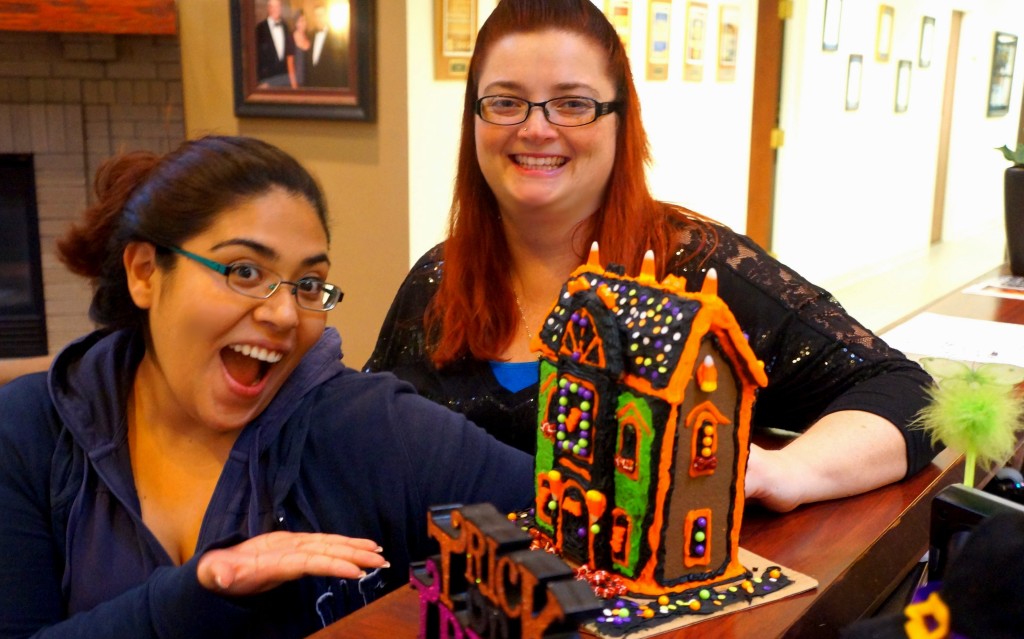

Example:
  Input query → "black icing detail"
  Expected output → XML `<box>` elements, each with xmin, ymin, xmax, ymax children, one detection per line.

<box><xmin>587</xmin><ymin>567</ymin><xmax>796</xmax><ymax>637</ymax></box>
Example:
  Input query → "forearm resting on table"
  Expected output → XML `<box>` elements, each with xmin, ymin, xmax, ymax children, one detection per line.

<box><xmin>746</xmin><ymin>410</ymin><xmax>908</xmax><ymax>512</ymax></box>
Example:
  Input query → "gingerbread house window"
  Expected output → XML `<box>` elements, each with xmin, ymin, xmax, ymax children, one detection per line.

<box><xmin>610</xmin><ymin>509</ymin><xmax>632</xmax><ymax>566</ymax></box>
<box><xmin>537</xmin><ymin>476</ymin><xmax>555</xmax><ymax>526</ymax></box>
<box><xmin>553</xmin><ymin>375</ymin><xmax>597</xmax><ymax>460</ymax></box>
<box><xmin>683</xmin><ymin>508</ymin><xmax>713</xmax><ymax>567</ymax></box>
<box><xmin>615</xmin><ymin>423</ymin><xmax>638</xmax><ymax>474</ymax></box>
<box><xmin>559</xmin><ymin>307</ymin><xmax>606</xmax><ymax>368</ymax></box>
<box><xmin>685</xmin><ymin>400</ymin><xmax>729</xmax><ymax>477</ymax></box>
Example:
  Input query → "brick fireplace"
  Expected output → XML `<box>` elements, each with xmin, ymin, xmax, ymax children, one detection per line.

<box><xmin>0</xmin><ymin>30</ymin><xmax>185</xmax><ymax>354</ymax></box>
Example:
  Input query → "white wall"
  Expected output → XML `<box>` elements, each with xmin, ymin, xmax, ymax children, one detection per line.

<box><xmin>406</xmin><ymin>0</ymin><xmax>466</xmax><ymax>261</ymax></box>
<box><xmin>407</xmin><ymin>0</ymin><xmax>1023</xmax><ymax>287</ymax></box>
<box><xmin>945</xmin><ymin>4</ymin><xmax>1023</xmax><ymax>241</ymax></box>
<box><xmin>631</xmin><ymin>1</ymin><xmax>759</xmax><ymax>231</ymax></box>
<box><xmin>774</xmin><ymin>0</ymin><xmax>1023</xmax><ymax>284</ymax></box>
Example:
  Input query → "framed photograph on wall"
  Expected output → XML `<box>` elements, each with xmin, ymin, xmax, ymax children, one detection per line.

<box><xmin>434</xmin><ymin>0</ymin><xmax>477</xmax><ymax>80</ymax></box>
<box><xmin>919</xmin><ymin>16</ymin><xmax>935</xmax><ymax>68</ymax></box>
<box><xmin>683</xmin><ymin>1</ymin><xmax>708</xmax><ymax>82</ymax></box>
<box><xmin>605</xmin><ymin>0</ymin><xmax>633</xmax><ymax>53</ymax></box>
<box><xmin>987</xmin><ymin>32</ymin><xmax>1018</xmax><ymax>117</ymax></box>
<box><xmin>646</xmin><ymin>1</ymin><xmax>672</xmax><ymax>80</ymax></box>
<box><xmin>822</xmin><ymin>0</ymin><xmax>841</xmax><ymax>52</ymax></box>
<box><xmin>229</xmin><ymin>0</ymin><xmax>376</xmax><ymax>121</ymax></box>
<box><xmin>875</xmin><ymin>5</ymin><xmax>894</xmax><ymax>63</ymax></box>
<box><xmin>717</xmin><ymin>4</ymin><xmax>739</xmax><ymax>82</ymax></box>
<box><xmin>845</xmin><ymin>54</ymin><xmax>862</xmax><ymax>111</ymax></box>
<box><xmin>895</xmin><ymin>59</ymin><xmax>912</xmax><ymax>113</ymax></box>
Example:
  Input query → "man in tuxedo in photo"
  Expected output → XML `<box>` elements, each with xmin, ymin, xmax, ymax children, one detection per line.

<box><xmin>307</xmin><ymin>3</ymin><xmax>350</xmax><ymax>88</ymax></box>
<box><xmin>255</xmin><ymin>0</ymin><xmax>294</xmax><ymax>87</ymax></box>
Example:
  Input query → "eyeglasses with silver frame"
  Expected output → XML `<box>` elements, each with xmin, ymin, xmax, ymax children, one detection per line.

<box><xmin>475</xmin><ymin>95</ymin><xmax>620</xmax><ymax>127</ymax></box>
<box><xmin>163</xmin><ymin>245</ymin><xmax>343</xmax><ymax>312</ymax></box>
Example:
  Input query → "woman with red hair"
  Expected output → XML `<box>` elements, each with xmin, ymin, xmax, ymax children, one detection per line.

<box><xmin>366</xmin><ymin>0</ymin><xmax>936</xmax><ymax>512</ymax></box>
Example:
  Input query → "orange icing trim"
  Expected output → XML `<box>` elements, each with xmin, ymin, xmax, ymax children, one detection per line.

<box><xmin>596</xmin><ymin>282</ymin><xmax>618</xmax><ymax>310</ymax></box>
<box><xmin>636</xmin><ymin>404</ymin><xmax>680</xmax><ymax>587</ymax></box>
<box><xmin>556</xmin><ymin>456</ymin><xmax>591</xmax><ymax>483</ymax></box>
<box><xmin>566</xmin><ymin>275</ymin><xmax>592</xmax><ymax>295</ymax></box>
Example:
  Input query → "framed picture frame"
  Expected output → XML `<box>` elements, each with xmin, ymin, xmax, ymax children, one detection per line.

<box><xmin>645</xmin><ymin>0</ymin><xmax>672</xmax><ymax>81</ymax></box>
<box><xmin>605</xmin><ymin>0</ymin><xmax>633</xmax><ymax>53</ymax></box>
<box><xmin>822</xmin><ymin>0</ymin><xmax>841</xmax><ymax>52</ymax></box>
<box><xmin>229</xmin><ymin>0</ymin><xmax>376</xmax><ymax>121</ymax></box>
<box><xmin>683</xmin><ymin>1</ymin><xmax>708</xmax><ymax>82</ymax></box>
<box><xmin>987</xmin><ymin>32</ymin><xmax>1018</xmax><ymax>117</ymax></box>
<box><xmin>845</xmin><ymin>54</ymin><xmax>862</xmax><ymax>111</ymax></box>
<box><xmin>875</xmin><ymin>5</ymin><xmax>894</xmax><ymax>63</ymax></box>
<box><xmin>717</xmin><ymin>4</ymin><xmax>739</xmax><ymax>82</ymax></box>
<box><xmin>434</xmin><ymin>0</ymin><xmax>476</xmax><ymax>81</ymax></box>
<box><xmin>919</xmin><ymin>16</ymin><xmax>935</xmax><ymax>68</ymax></box>
<box><xmin>895</xmin><ymin>59</ymin><xmax>912</xmax><ymax>113</ymax></box>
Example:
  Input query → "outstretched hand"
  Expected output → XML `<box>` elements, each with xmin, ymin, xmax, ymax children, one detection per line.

<box><xmin>196</xmin><ymin>531</ymin><xmax>389</xmax><ymax>596</ymax></box>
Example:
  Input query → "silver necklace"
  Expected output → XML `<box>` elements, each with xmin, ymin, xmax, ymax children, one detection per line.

<box><xmin>512</xmin><ymin>284</ymin><xmax>533</xmax><ymax>343</ymax></box>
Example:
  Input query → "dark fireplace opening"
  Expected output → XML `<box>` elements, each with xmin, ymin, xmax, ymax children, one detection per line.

<box><xmin>0</xmin><ymin>154</ymin><xmax>48</xmax><ymax>357</ymax></box>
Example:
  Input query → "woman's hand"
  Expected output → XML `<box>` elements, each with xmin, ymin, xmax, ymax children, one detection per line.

<box><xmin>196</xmin><ymin>531</ymin><xmax>389</xmax><ymax>596</ymax></box>
<box><xmin>744</xmin><ymin>410</ymin><xmax>909</xmax><ymax>512</ymax></box>
<box><xmin>744</xmin><ymin>443</ymin><xmax>808</xmax><ymax>512</ymax></box>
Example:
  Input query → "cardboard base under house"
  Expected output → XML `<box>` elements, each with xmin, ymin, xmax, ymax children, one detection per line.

<box><xmin>582</xmin><ymin>548</ymin><xmax>817</xmax><ymax>638</ymax></box>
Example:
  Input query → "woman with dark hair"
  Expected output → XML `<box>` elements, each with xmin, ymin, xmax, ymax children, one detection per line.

<box><xmin>0</xmin><ymin>135</ymin><xmax>532</xmax><ymax>637</ymax></box>
<box><xmin>366</xmin><ymin>0</ymin><xmax>937</xmax><ymax>513</ymax></box>
<box><xmin>288</xmin><ymin>9</ymin><xmax>311</xmax><ymax>87</ymax></box>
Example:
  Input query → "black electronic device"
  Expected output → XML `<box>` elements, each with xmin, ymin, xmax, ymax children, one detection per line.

<box><xmin>928</xmin><ymin>481</ymin><xmax>1024</xmax><ymax>581</ymax></box>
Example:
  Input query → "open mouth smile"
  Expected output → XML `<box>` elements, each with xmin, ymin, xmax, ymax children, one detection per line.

<box><xmin>221</xmin><ymin>343</ymin><xmax>285</xmax><ymax>387</ymax></box>
<box><xmin>512</xmin><ymin>154</ymin><xmax>567</xmax><ymax>170</ymax></box>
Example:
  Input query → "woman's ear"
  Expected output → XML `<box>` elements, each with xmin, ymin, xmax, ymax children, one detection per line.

<box><xmin>123</xmin><ymin>242</ymin><xmax>158</xmax><ymax>309</ymax></box>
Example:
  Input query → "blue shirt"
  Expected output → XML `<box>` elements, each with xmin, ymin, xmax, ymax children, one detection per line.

<box><xmin>489</xmin><ymin>360</ymin><xmax>540</xmax><ymax>393</ymax></box>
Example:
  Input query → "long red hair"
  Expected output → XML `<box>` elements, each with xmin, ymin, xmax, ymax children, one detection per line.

<box><xmin>429</xmin><ymin>0</ymin><xmax>695</xmax><ymax>367</ymax></box>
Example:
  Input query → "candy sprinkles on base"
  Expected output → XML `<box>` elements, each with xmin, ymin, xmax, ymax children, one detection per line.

<box><xmin>587</xmin><ymin>565</ymin><xmax>794</xmax><ymax>636</ymax></box>
<box><xmin>510</xmin><ymin>508</ymin><xmax>797</xmax><ymax>637</ymax></box>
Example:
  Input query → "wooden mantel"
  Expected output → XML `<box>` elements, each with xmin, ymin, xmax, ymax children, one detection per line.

<box><xmin>0</xmin><ymin>1</ymin><xmax>177</xmax><ymax>36</ymax></box>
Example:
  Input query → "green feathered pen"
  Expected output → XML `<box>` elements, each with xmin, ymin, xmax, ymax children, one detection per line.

<box><xmin>915</xmin><ymin>357</ymin><xmax>1024</xmax><ymax>487</ymax></box>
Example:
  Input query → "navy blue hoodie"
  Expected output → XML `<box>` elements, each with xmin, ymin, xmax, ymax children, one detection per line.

<box><xmin>0</xmin><ymin>327</ymin><xmax>534</xmax><ymax>638</ymax></box>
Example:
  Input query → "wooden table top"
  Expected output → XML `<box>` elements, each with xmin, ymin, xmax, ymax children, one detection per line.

<box><xmin>314</xmin><ymin>267</ymin><xmax>1024</xmax><ymax>639</ymax></box>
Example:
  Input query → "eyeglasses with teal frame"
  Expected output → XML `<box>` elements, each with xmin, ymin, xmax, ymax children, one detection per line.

<box><xmin>164</xmin><ymin>245</ymin><xmax>343</xmax><ymax>312</ymax></box>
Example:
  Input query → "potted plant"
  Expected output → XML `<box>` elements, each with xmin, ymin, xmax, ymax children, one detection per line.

<box><xmin>998</xmin><ymin>142</ymin><xmax>1024</xmax><ymax>275</ymax></box>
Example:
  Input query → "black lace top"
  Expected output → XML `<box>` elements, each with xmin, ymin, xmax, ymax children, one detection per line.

<box><xmin>365</xmin><ymin>209</ymin><xmax>938</xmax><ymax>476</ymax></box>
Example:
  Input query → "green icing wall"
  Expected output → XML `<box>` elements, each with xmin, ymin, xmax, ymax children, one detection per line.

<box><xmin>612</xmin><ymin>390</ymin><xmax>656</xmax><ymax>575</ymax></box>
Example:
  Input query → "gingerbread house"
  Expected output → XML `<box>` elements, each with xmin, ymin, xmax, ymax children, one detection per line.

<box><xmin>532</xmin><ymin>246</ymin><xmax>767</xmax><ymax>595</ymax></box>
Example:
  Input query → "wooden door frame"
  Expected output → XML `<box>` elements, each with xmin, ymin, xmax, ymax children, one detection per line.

<box><xmin>746</xmin><ymin>0</ymin><xmax>784</xmax><ymax>251</ymax></box>
<box><xmin>931</xmin><ymin>11</ymin><xmax>963</xmax><ymax>244</ymax></box>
